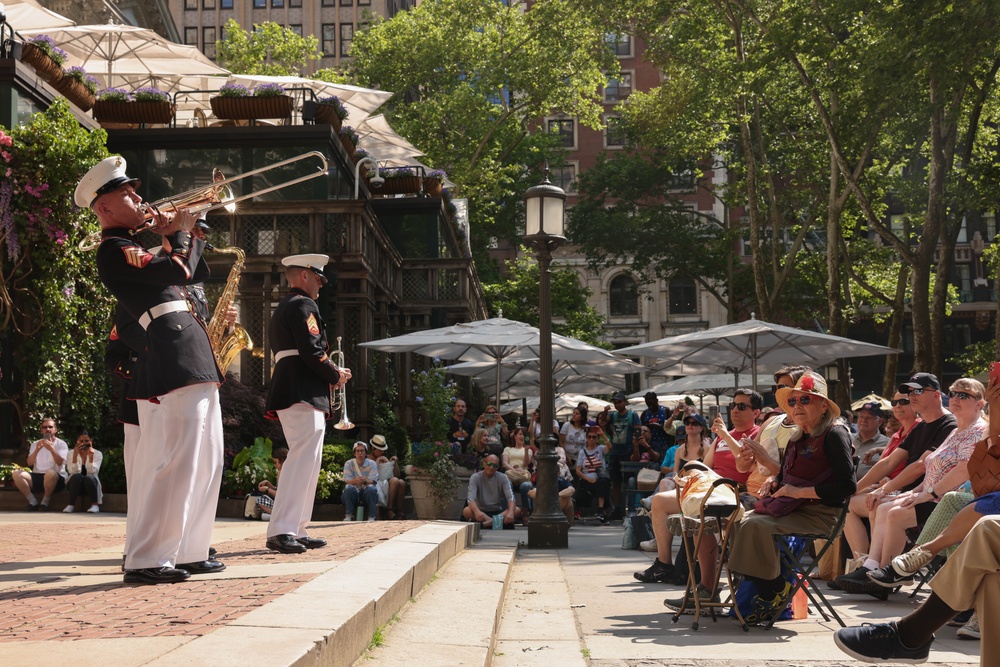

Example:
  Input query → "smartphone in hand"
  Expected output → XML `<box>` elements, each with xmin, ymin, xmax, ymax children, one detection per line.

<box><xmin>991</xmin><ymin>361</ymin><xmax>1000</xmax><ymax>387</ymax></box>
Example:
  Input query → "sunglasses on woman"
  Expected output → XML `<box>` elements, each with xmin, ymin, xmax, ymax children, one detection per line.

<box><xmin>948</xmin><ymin>390</ymin><xmax>979</xmax><ymax>401</ymax></box>
<box><xmin>890</xmin><ymin>398</ymin><xmax>910</xmax><ymax>406</ymax></box>
<box><xmin>786</xmin><ymin>396</ymin><xmax>814</xmax><ymax>407</ymax></box>
<box><xmin>683</xmin><ymin>419</ymin><xmax>701</xmax><ymax>426</ymax></box>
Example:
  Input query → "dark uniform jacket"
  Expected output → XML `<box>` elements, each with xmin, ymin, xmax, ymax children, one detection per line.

<box><xmin>265</xmin><ymin>287</ymin><xmax>342</xmax><ymax>419</ymax></box>
<box><xmin>97</xmin><ymin>227</ymin><xmax>222</xmax><ymax>398</ymax></box>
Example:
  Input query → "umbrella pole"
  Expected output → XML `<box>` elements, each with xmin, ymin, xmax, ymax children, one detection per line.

<box><xmin>751</xmin><ymin>335</ymin><xmax>758</xmax><ymax>392</ymax></box>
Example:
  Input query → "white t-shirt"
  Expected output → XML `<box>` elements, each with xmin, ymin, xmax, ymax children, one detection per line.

<box><xmin>29</xmin><ymin>438</ymin><xmax>69</xmax><ymax>479</ymax></box>
<box><xmin>561</xmin><ymin>422</ymin><xmax>587</xmax><ymax>463</ymax></box>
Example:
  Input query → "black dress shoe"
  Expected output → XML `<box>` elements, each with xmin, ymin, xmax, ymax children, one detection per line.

<box><xmin>296</xmin><ymin>536</ymin><xmax>327</xmax><ymax>550</ymax></box>
<box><xmin>266</xmin><ymin>534</ymin><xmax>307</xmax><ymax>554</ymax></box>
<box><xmin>177</xmin><ymin>559</ymin><xmax>226</xmax><ymax>574</ymax></box>
<box><xmin>123</xmin><ymin>566</ymin><xmax>191</xmax><ymax>584</ymax></box>
<box><xmin>25</xmin><ymin>504</ymin><xmax>39</xmax><ymax>512</ymax></box>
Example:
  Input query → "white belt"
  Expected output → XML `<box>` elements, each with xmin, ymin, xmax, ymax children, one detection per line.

<box><xmin>138</xmin><ymin>300</ymin><xmax>189</xmax><ymax>330</ymax></box>
<box><xmin>275</xmin><ymin>350</ymin><xmax>299</xmax><ymax>362</ymax></box>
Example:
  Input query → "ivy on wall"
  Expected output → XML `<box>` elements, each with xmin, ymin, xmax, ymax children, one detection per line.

<box><xmin>0</xmin><ymin>100</ymin><xmax>114</xmax><ymax>442</ymax></box>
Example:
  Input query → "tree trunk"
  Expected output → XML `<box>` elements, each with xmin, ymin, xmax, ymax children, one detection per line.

<box><xmin>883</xmin><ymin>264</ymin><xmax>911</xmax><ymax>397</ymax></box>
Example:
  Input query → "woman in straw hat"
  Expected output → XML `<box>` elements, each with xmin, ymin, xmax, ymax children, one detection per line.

<box><xmin>726</xmin><ymin>371</ymin><xmax>856</xmax><ymax>624</ymax></box>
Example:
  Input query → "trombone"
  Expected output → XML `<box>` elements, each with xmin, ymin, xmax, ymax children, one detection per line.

<box><xmin>78</xmin><ymin>151</ymin><xmax>329</xmax><ymax>251</ymax></box>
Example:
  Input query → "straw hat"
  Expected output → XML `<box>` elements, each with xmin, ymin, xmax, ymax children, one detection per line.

<box><xmin>370</xmin><ymin>435</ymin><xmax>387</xmax><ymax>451</ymax></box>
<box><xmin>775</xmin><ymin>371</ymin><xmax>840</xmax><ymax>418</ymax></box>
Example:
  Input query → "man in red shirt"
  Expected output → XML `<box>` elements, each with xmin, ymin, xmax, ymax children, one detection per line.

<box><xmin>709</xmin><ymin>389</ymin><xmax>762</xmax><ymax>485</ymax></box>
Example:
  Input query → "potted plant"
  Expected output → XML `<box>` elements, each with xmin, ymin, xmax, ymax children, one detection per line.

<box><xmin>313</xmin><ymin>95</ymin><xmax>348</xmax><ymax>131</ymax></box>
<box><xmin>423</xmin><ymin>168</ymin><xmax>447</xmax><ymax>197</ymax></box>
<box><xmin>210</xmin><ymin>82</ymin><xmax>294</xmax><ymax>121</ymax></box>
<box><xmin>222</xmin><ymin>437</ymin><xmax>276</xmax><ymax>497</ymax></box>
<box><xmin>54</xmin><ymin>65</ymin><xmax>99</xmax><ymax>111</ymax></box>
<box><xmin>22</xmin><ymin>35</ymin><xmax>67</xmax><ymax>84</ymax></box>
<box><xmin>93</xmin><ymin>86</ymin><xmax>176</xmax><ymax>126</ymax></box>
<box><xmin>338</xmin><ymin>125</ymin><xmax>360</xmax><ymax>159</ymax></box>
<box><xmin>378</xmin><ymin>166</ymin><xmax>422</xmax><ymax>196</ymax></box>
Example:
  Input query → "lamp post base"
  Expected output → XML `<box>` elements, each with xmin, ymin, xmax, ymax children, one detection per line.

<box><xmin>527</xmin><ymin>518</ymin><xmax>569</xmax><ymax>549</ymax></box>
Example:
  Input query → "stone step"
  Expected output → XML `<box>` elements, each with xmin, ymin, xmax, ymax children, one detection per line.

<box><xmin>361</xmin><ymin>533</ymin><xmax>519</xmax><ymax>666</ymax></box>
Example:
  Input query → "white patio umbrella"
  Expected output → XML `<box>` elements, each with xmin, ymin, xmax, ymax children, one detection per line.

<box><xmin>851</xmin><ymin>393</ymin><xmax>891</xmax><ymax>411</ymax></box>
<box><xmin>4</xmin><ymin>0</ymin><xmax>74</xmax><ymax>30</ymax></box>
<box><xmin>447</xmin><ymin>356</ymin><xmax>643</xmax><ymax>399</ymax></box>
<box><xmin>23</xmin><ymin>25</ymin><xmax>229</xmax><ymax>80</ymax></box>
<box><xmin>616</xmin><ymin>315</ymin><xmax>899</xmax><ymax>392</ymax></box>
<box><xmin>360</xmin><ymin>317</ymin><xmax>623</xmax><ymax>407</ymax></box>
<box><xmin>498</xmin><ymin>394</ymin><xmax>613</xmax><ymax>420</ymax></box>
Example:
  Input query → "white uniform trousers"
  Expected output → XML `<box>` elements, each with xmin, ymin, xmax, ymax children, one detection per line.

<box><xmin>268</xmin><ymin>403</ymin><xmax>326</xmax><ymax>539</ymax></box>
<box><xmin>125</xmin><ymin>383</ymin><xmax>223</xmax><ymax>570</ymax></box>
<box><xmin>121</xmin><ymin>419</ymin><xmax>143</xmax><ymax>559</ymax></box>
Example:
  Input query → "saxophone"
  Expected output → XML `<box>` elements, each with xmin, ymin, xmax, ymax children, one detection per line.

<box><xmin>206</xmin><ymin>245</ymin><xmax>254</xmax><ymax>371</ymax></box>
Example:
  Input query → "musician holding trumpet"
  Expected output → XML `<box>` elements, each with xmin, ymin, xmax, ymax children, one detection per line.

<box><xmin>263</xmin><ymin>253</ymin><xmax>352</xmax><ymax>554</ymax></box>
<box><xmin>76</xmin><ymin>155</ymin><xmax>226</xmax><ymax>584</ymax></box>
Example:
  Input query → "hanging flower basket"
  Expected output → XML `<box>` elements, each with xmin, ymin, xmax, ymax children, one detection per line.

<box><xmin>21</xmin><ymin>43</ymin><xmax>64</xmax><ymax>85</ymax></box>
<box><xmin>54</xmin><ymin>76</ymin><xmax>97</xmax><ymax>111</ymax></box>
<box><xmin>313</xmin><ymin>104</ymin><xmax>344</xmax><ymax>132</ymax></box>
<box><xmin>210</xmin><ymin>95</ymin><xmax>294</xmax><ymax>121</ymax></box>
<box><xmin>339</xmin><ymin>133</ymin><xmax>356</xmax><ymax>159</ymax></box>
<box><xmin>93</xmin><ymin>100</ymin><xmax>176</xmax><ymax>126</ymax></box>
<box><xmin>378</xmin><ymin>176</ymin><xmax>423</xmax><ymax>196</ymax></box>
<box><xmin>423</xmin><ymin>177</ymin><xmax>443</xmax><ymax>197</ymax></box>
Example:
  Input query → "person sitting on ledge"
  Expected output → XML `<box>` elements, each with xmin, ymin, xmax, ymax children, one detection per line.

<box><xmin>342</xmin><ymin>441</ymin><xmax>379</xmax><ymax>521</ymax></box>
<box><xmin>63</xmin><ymin>430</ymin><xmax>103</xmax><ymax>513</ymax></box>
<box><xmin>462</xmin><ymin>454</ymin><xmax>520</xmax><ymax>529</ymax></box>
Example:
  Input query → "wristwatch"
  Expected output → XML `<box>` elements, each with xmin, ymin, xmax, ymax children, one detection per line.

<box><xmin>928</xmin><ymin>487</ymin><xmax>939</xmax><ymax>499</ymax></box>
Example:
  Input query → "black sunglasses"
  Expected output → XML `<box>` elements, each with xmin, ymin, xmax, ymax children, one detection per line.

<box><xmin>731</xmin><ymin>402</ymin><xmax>753</xmax><ymax>411</ymax></box>
<box><xmin>786</xmin><ymin>396</ymin><xmax>814</xmax><ymax>407</ymax></box>
<box><xmin>683</xmin><ymin>419</ymin><xmax>701</xmax><ymax>426</ymax></box>
<box><xmin>949</xmin><ymin>390</ymin><xmax>979</xmax><ymax>401</ymax></box>
<box><xmin>890</xmin><ymin>398</ymin><xmax>910</xmax><ymax>406</ymax></box>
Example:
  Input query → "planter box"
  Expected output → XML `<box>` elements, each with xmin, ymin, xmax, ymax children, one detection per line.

<box><xmin>379</xmin><ymin>176</ymin><xmax>423</xmax><ymax>196</ymax></box>
<box><xmin>211</xmin><ymin>95</ymin><xmax>294</xmax><ymax>121</ymax></box>
<box><xmin>313</xmin><ymin>104</ymin><xmax>344</xmax><ymax>131</ymax></box>
<box><xmin>93</xmin><ymin>100</ymin><xmax>176</xmax><ymax>126</ymax></box>
<box><xmin>54</xmin><ymin>76</ymin><xmax>96</xmax><ymax>112</ymax></box>
<box><xmin>21</xmin><ymin>43</ymin><xmax>63</xmax><ymax>84</ymax></box>
<box><xmin>339</xmin><ymin>133</ymin><xmax>356</xmax><ymax>159</ymax></box>
<box><xmin>423</xmin><ymin>177</ymin><xmax>443</xmax><ymax>197</ymax></box>
<box><xmin>405</xmin><ymin>466</ymin><xmax>473</xmax><ymax>520</ymax></box>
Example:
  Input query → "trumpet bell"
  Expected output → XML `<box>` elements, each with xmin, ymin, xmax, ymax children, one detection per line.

<box><xmin>333</xmin><ymin>418</ymin><xmax>355</xmax><ymax>431</ymax></box>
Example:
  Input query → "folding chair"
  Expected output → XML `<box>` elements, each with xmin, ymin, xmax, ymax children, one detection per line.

<box><xmin>667</xmin><ymin>477</ymin><xmax>748</xmax><ymax>631</ymax></box>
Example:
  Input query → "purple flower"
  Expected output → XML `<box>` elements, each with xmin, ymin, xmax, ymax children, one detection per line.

<box><xmin>253</xmin><ymin>83</ymin><xmax>286</xmax><ymax>97</ymax></box>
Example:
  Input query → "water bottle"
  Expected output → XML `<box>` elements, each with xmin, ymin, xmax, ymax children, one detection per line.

<box><xmin>356</xmin><ymin>506</ymin><xmax>365</xmax><ymax>522</ymax></box>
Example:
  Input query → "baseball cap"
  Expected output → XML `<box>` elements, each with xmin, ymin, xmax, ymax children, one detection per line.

<box><xmin>898</xmin><ymin>372</ymin><xmax>940</xmax><ymax>393</ymax></box>
<box><xmin>612</xmin><ymin>391</ymin><xmax>627</xmax><ymax>401</ymax></box>
<box><xmin>858</xmin><ymin>401</ymin><xmax>883</xmax><ymax>418</ymax></box>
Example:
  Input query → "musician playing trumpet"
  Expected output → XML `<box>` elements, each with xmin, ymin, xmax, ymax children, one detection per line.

<box><xmin>76</xmin><ymin>155</ymin><xmax>225</xmax><ymax>584</ymax></box>
<box><xmin>264</xmin><ymin>253</ymin><xmax>352</xmax><ymax>554</ymax></box>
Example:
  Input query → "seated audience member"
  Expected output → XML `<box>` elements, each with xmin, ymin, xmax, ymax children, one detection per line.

<box><xmin>448</xmin><ymin>398</ymin><xmax>474</xmax><ymax>453</ymax></box>
<box><xmin>853</xmin><ymin>402</ymin><xmax>891</xmax><ymax>479</ymax></box>
<box><xmin>369</xmin><ymin>435</ymin><xmax>406</xmax><ymax>520</ymax></box>
<box><xmin>576</xmin><ymin>425</ymin><xmax>613</xmax><ymax>523</ymax></box>
<box><xmin>254</xmin><ymin>446</ymin><xmax>288</xmax><ymax>519</ymax></box>
<box><xmin>342</xmin><ymin>441</ymin><xmax>379</xmax><ymax>521</ymax></box>
<box><xmin>624</xmin><ymin>425</ymin><xmax>661</xmax><ymax>513</ymax></box>
<box><xmin>469</xmin><ymin>427</ymin><xmax>491</xmax><ymax>457</ymax></box>
<box><xmin>709</xmin><ymin>389</ymin><xmax>763</xmax><ymax>488</ymax></box>
<box><xmin>859</xmin><ymin>392</ymin><xmax>919</xmax><ymax>475</ymax></box>
<box><xmin>463</xmin><ymin>454</ymin><xmax>519</xmax><ymax>528</ymax></box>
<box><xmin>63</xmin><ymin>431</ymin><xmax>103</xmax><ymax>513</ymax></box>
<box><xmin>527</xmin><ymin>442</ymin><xmax>577</xmax><ymax>526</ymax></box>
<box><xmin>502</xmin><ymin>427</ymin><xmax>534</xmax><ymax>516</ymax></box>
<box><xmin>834</xmin><ymin>514</ymin><xmax>1000</xmax><ymax>666</ymax></box>
<box><xmin>719</xmin><ymin>372</ymin><xmax>855</xmax><ymax>623</ymax></box>
<box><xmin>837</xmin><ymin>378</ymin><xmax>986</xmax><ymax>594</ymax></box>
<box><xmin>559</xmin><ymin>407</ymin><xmax>589</xmax><ymax>478</ymax></box>
<box><xmin>475</xmin><ymin>406</ymin><xmax>508</xmax><ymax>457</ymax></box>
<box><xmin>640</xmin><ymin>391</ymin><xmax>673</xmax><ymax>457</ymax></box>
<box><xmin>13</xmin><ymin>418</ymin><xmax>69</xmax><ymax>511</ymax></box>
<box><xmin>866</xmin><ymin>376</ymin><xmax>1000</xmax><ymax>603</ymax></box>
<box><xmin>528</xmin><ymin>408</ymin><xmax>559</xmax><ymax>451</ymax></box>
<box><xmin>840</xmin><ymin>373</ymin><xmax>956</xmax><ymax>585</ymax></box>
<box><xmin>673</xmin><ymin>414</ymin><xmax>713</xmax><ymax>473</ymax></box>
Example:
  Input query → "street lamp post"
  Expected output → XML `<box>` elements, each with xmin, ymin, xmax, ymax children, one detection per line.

<box><xmin>524</xmin><ymin>171</ymin><xmax>569</xmax><ymax>549</ymax></box>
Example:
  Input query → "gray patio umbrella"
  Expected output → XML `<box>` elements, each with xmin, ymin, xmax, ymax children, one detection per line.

<box><xmin>360</xmin><ymin>317</ymin><xmax>621</xmax><ymax>407</ymax></box>
<box><xmin>446</xmin><ymin>356</ymin><xmax>642</xmax><ymax>400</ymax></box>
<box><xmin>616</xmin><ymin>315</ymin><xmax>899</xmax><ymax>392</ymax></box>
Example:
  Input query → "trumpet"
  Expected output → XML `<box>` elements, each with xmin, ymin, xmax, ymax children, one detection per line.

<box><xmin>78</xmin><ymin>151</ymin><xmax>330</xmax><ymax>251</ymax></box>
<box><xmin>332</xmin><ymin>336</ymin><xmax>354</xmax><ymax>431</ymax></box>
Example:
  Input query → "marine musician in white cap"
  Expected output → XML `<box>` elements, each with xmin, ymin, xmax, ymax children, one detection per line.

<box><xmin>264</xmin><ymin>253</ymin><xmax>352</xmax><ymax>553</ymax></box>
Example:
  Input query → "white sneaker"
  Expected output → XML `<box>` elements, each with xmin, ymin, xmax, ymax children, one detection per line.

<box><xmin>367</xmin><ymin>517</ymin><xmax>376</xmax><ymax>522</ymax></box>
<box><xmin>260</xmin><ymin>513</ymin><xmax>271</xmax><ymax>522</ymax></box>
<box><xmin>891</xmin><ymin>545</ymin><xmax>935</xmax><ymax>577</ymax></box>
<box><xmin>86</xmin><ymin>505</ymin><xmax>100</xmax><ymax>513</ymax></box>
<box><xmin>640</xmin><ymin>496</ymin><xmax>653</xmax><ymax>511</ymax></box>
<box><xmin>62</xmin><ymin>505</ymin><xmax>75</xmax><ymax>513</ymax></box>
<box><xmin>639</xmin><ymin>538</ymin><xmax>657</xmax><ymax>552</ymax></box>
<box><xmin>343</xmin><ymin>515</ymin><xmax>354</xmax><ymax>521</ymax></box>
<box><xmin>956</xmin><ymin>612</ymin><xmax>980</xmax><ymax>640</ymax></box>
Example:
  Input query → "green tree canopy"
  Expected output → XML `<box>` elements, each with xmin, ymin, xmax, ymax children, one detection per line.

<box><xmin>216</xmin><ymin>19</ymin><xmax>321</xmax><ymax>76</ymax></box>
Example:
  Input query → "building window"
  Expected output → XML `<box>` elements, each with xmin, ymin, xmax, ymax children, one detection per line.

<box><xmin>289</xmin><ymin>0</ymin><xmax>302</xmax><ymax>6</ymax></box>
<box><xmin>221</xmin><ymin>0</ymin><xmax>233</xmax><ymax>7</ymax></box>
<box><xmin>359</xmin><ymin>0</ymin><xmax>371</xmax><ymax>5</ymax></box>
<box><xmin>341</xmin><ymin>0</ymin><xmax>354</xmax><ymax>5</ymax></box>
<box><xmin>547</xmin><ymin>118</ymin><xmax>576</xmax><ymax>149</ymax></box>
<box><xmin>956</xmin><ymin>263</ymin><xmax>972</xmax><ymax>297</ymax></box>
<box><xmin>184</xmin><ymin>27</ymin><xmax>198</xmax><ymax>46</ymax></box>
<box><xmin>185</xmin><ymin>0</ymin><xmax>198</xmax><ymax>9</ymax></box>
<box><xmin>289</xmin><ymin>24</ymin><xmax>303</xmax><ymax>36</ymax></box>
<box><xmin>604</xmin><ymin>72</ymin><xmax>633</xmax><ymax>103</ymax></box>
<box><xmin>985</xmin><ymin>210</ymin><xmax>996</xmax><ymax>241</ymax></box>
<box><xmin>254</xmin><ymin>0</ymin><xmax>266</xmax><ymax>8</ymax></box>
<box><xmin>668</xmin><ymin>277</ymin><xmax>698</xmax><ymax>315</ymax></box>
<box><xmin>605</xmin><ymin>116</ymin><xmax>626</xmax><ymax>148</ymax></box>
<box><xmin>203</xmin><ymin>27</ymin><xmax>217</xmax><ymax>59</ymax></box>
<box><xmin>957</xmin><ymin>215</ymin><xmax>968</xmax><ymax>243</ymax></box>
<box><xmin>605</xmin><ymin>33</ymin><xmax>632</xmax><ymax>58</ymax></box>
<box><xmin>340</xmin><ymin>23</ymin><xmax>354</xmax><ymax>57</ymax></box>
<box><xmin>203</xmin><ymin>0</ymin><xmax>215</xmax><ymax>9</ymax></box>
<box><xmin>550</xmin><ymin>163</ymin><xmax>577</xmax><ymax>194</ymax></box>
<box><xmin>322</xmin><ymin>24</ymin><xmax>336</xmax><ymax>56</ymax></box>
<box><xmin>609</xmin><ymin>274</ymin><xmax>639</xmax><ymax>317</ymax></box>
<box><xmin>322</xmin><ymin>0</ymin><xmax>335</xmax><ymax>5</ymax></box>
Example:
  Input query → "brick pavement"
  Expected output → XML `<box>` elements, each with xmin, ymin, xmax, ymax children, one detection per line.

<box><xmin>0</xmin><ymin>515</ymin><xmax>420</xmax><ymax>643</ymax></box>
